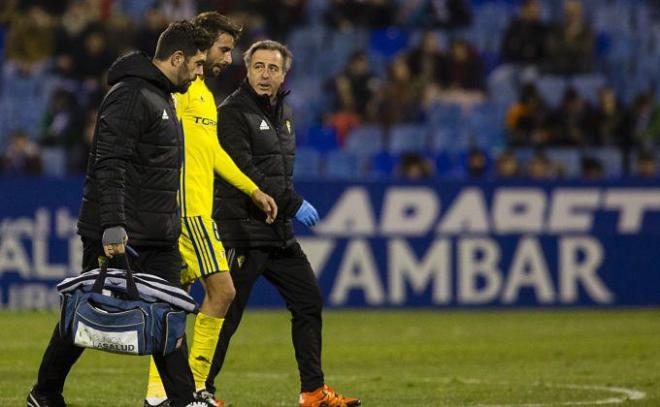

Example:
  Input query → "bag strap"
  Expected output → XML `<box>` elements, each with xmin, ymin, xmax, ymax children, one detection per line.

<box><xmin>92</xmin><ymin>252</ymin><xmax>140</xmax><ymax>300</ymax></box>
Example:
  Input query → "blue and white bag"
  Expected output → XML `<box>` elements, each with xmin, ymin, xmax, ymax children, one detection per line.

<box><xmin>57</xmin><ymin>256</ymin><xmax>197</xmax><ymax>356</ymax></box>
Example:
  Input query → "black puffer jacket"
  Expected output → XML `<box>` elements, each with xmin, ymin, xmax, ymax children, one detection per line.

<box><xmin>77</xmin><ymin>51</ymin><xmax>182</xmax><ymax>246</ymax></box>
<box><xmin>213</xmin><ymin>81</ymin><xmax>303</xmax><ymax>248</ymax></box>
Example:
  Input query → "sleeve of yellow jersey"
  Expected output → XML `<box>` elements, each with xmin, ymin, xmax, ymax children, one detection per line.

<box><xmin>213</xmin><ymin>138</ymin><xmax>259</xmax><ymax>196</ymax></box>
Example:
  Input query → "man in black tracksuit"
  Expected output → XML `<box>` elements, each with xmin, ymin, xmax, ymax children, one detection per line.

<box><xmin>209</xmin><ymin>40</ymin><xmax>360</xmax><ymax>406</ymax></box>
<box><xmin>28</xmin><ymin>22</ymin><xmax>213</xmax><ymax>407</ymax></box>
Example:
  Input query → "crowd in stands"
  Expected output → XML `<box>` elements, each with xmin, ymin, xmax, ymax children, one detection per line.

<box><xmin>0</xmin><ymin>0</ymin><xmax>658</xmax><ymax>180</ymax></box>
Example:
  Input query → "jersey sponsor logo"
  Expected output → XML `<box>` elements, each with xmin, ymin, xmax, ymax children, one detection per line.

<box><xmin>192</xmin><ymin>116</ymin><xmax>217</xmax><ymax>126</ymax></box>
<box><xmin>259</xmin><ymin>119</ymin><xmax>270</xmax><ymax>130</ymax></box>
<box><xmin>162</xmin><ymin>109</ymin><xmax>169</xmax><ymax>120</ymax></box>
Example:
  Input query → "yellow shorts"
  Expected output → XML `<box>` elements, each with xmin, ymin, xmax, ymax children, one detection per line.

<box><xmin>179</xmin><ymin>216</ymin><xmax>229</xmax><ymax>286</ymax></box>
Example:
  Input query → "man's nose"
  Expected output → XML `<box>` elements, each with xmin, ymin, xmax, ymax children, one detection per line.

<box><xmin>225</xmin><ymin>53</ymin><xmax>232</xmax><ymax>64</ymax></box>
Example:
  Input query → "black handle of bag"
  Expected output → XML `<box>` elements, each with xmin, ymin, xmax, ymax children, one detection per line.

<box><xmin>92</xmin><ymin>252</ymin><xmax>140</xmax><ymax>301</ymax></box>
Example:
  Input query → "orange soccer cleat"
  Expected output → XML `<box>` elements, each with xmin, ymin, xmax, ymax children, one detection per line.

<box><xmin>299</xmin><ymin>384</ymin><xmax>361</xmax><ymax>407</ymax></box>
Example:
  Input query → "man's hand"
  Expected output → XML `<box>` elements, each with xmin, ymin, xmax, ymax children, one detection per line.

<box><xmin>102</xmin><ymin>226</ymin><xmax>128</xmax><ymax>258</ymax></box>
<box><xmin>295</xmin><ymin>200</ymin><xmax>319</xmax><ymax>227</ymax></box>
<box><xmin>251</xmin><ymin>189</ymin><xmax>278</xmax><ymax>224</ymax></box>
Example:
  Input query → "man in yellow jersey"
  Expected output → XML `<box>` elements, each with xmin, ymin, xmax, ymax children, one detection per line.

<box><xmin>144</xmin><ymin>13</ymin><xmax>277</xmax><ymax>407</ymax></box>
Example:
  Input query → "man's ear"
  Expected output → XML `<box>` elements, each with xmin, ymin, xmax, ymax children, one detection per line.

<box><xmin>171</xmin><ymin>51</ymin><xmax>185</xmax><ymax>67</ymax></box>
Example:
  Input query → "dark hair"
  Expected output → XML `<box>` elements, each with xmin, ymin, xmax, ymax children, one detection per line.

<box><xmin>193</xmin><ymin>12</ymin><xmax>242</xmax><ymax>41</ymax></box>
<box><xmin>154</xmin><ymin>20</ymin><xmax>213</xmax><ymax>61</ymax></box>
<box><xmin>244</xmin><ymin>40</ymin><xmax>294</xmax><ymax>73</ymax></box>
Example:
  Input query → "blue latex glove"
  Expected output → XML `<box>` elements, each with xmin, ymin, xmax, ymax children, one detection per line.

<box><xmin>295</xmin><ymin>200</ymin><xmax>320</xmax><ymax>227</ymax></box>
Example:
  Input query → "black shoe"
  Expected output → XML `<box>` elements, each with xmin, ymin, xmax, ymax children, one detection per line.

<box><xmin>27</xmin><ymin>387</ymin><xmax>66</xmax><ymax>407</ymax></box>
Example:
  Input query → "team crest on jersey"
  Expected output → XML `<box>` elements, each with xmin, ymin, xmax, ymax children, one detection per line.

<box><xmin>237</xmin><ymin>255</ymin><xmax>245</xmax><ymax>268</ymax></box>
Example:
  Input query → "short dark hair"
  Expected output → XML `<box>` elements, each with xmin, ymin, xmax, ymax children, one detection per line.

<box><xmin>154</xmin><ymin>20</ymin><xmax>213</xmax><ymax>61</ymax></box>
<box><xmin>193</xmin><ymin>12</ymin><xmax>242</xmax><ymax>41</ymax></box>
<box><xmin>244</xmin><ymin>40</ymin><xmax>293</xmax><ymax>73</ymax></box>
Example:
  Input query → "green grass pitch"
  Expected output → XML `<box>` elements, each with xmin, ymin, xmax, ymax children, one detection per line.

<box><xmin>1</xmin><ymin>309</ymin><xmax>659</xmax><ymax>406</ymax></box>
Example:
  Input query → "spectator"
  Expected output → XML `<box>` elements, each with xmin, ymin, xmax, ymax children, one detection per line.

<box><xmin>549</xmin><ymin>87</ymin><xmax>592</xmax><ymax>146</ymax></box>
<box><xmin>160</xmin><ymin>0</ymin><xmax>197</xmax><ymax>21</ymax></box>
<box><xmin>59</xmin><ymin>0</ymin><xmax>97</xmax><ymax>40</ymax></box>
<box><xmin>325</xmin><ymin>0</ymin><xmax>396</xmax><ymax>29</ymax></box>
<box><xmin>398</xmin><ymin>152</ymin><xmax>434</xmax><ymax>179</ymax></box>
<box><xmin>527</xmin><ymin>151</ymin><xmax>555</xmax><ymax>179</ymax></box>
<box><xmin>73</xmin><ymin>26</ymin><xmax>115</xmax><ymax>82</ymax></box>
<box><xmin>0</xmin><ymin>0</ymin><xmax>19</xmax><ymax>25</ymax></box>
<box><xmin>406</xmin><ymin>30</ymin><xmax>446</xmax><ymax>89</ymax></box>
<box><xmin>40</xmin><ymin>89</ymin><xmax>82</xmax><ymax>148</ymax></box>
<box><xmin>374</xmin><ymin>55</ymin><xmax>423</xmax><ymax>127</ymax></box>
<box><xmin>590</xmin><ymin>87</ymin><xmax>627</xmax><ymax>146</ymax></box>
<box><xmin>635</xmin><ymin>150</ymin><xmax>657</xmax><ymax>178</ymax></box>
<box><xmin>495</xmin><ymin>150</ymin><xmax>521</xmax><ymax>178</ymax></box>
<box><xmin>135</xmin><ymin>7</ymin><xmax>167</xmax><ymax>55</ymax></box>
<box><xmin>327</xmin><ymin>51</ymin><xmax>379</xmax><ymax>120</ymax></box>
<box><xmin>1</xmin><ymin>130</ymin><xmax>42</xmax><ymax>176</ymax></box>
<box><xmin>67</xmin><ymin>108</ymin><xmax>97</xmax><ymax>175</ymax></box>
<box><xmin>625</xmin><ymin>92</ymin><xmax>654</xmax><ymax>149</ymax></box>
<box><xmin>5</xmin><ymin>6</ymin><xmax>56</xmax><ymax>69</ymax></box>
<box><xmin>501</xmin><ymin>0</ymin><xmax>547</xmax><ymax>66</ymax></box>
<box><xmin>581</xmin><ymin>156</ymin><xmax>604</xmax><ymax>180</ymax></box>
<box><xmin>545</xmin><ymin>0</ymin><xmax>594</xmax><ymax>75</ymax></box>
<box><xmin>398</xmin><ymin>0</ymin><xmax>471</xmax><ymax>30</ymax></box>
<box><xmin>442</xmin><ymin>39</ymin><xmax>484</xmax><ymax>92</ymax></box>
<box><xmin>466</xmin><ymin>148</ymin><xmax>488</xmax><ymax>178</ymax></box>
<box><xmin>506</xmin><ymin>83</ymin><xmax>549</xmax><ymax>145</ymax></box>
<box><xmin>261</xmin><ymin>0</ymin><xmax>307</xmax><ymax>40</ymax></box>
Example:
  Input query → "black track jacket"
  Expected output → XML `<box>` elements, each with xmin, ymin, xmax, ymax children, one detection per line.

<box><xmin>77</xmin><ymin>51</ymin><xmax>182</xmax><ymax>246</ymax></box>
<box><xmin>213</xmin><ymin>81</ymin><xmax>303</xmax><ymax>248</ymax></box>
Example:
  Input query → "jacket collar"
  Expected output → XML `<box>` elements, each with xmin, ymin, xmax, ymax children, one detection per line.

<box><xmin>240</xmin><ymin>80</ymin><xmax>290</xmax><ymax>109</ymax></box>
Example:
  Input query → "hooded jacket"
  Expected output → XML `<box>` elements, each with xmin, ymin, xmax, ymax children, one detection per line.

<box><xmin>213</xmin><ymin>81</ymin><xmax>303</xmax><ymax>248</ymax></box>
<box><xmin>77</xmin><ymin>51</ymin><xmax>183</xmax><ymax>246</ymax></box>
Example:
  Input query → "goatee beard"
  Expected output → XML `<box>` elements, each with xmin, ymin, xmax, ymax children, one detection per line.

<box><xmin>173</xmin><ymin>81</ymin><xmax>191</xmax><ymax>94</ymax></box>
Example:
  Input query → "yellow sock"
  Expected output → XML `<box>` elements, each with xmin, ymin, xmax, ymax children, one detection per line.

<box><xmin>189</xmin><ymin>312</ymin><xmax>224</xmax><ymax>390</ymax></box>
<box><xmin>146</xmin><ymin>356</ymin><xmax>167</xmax><ymax>399</ymax></box>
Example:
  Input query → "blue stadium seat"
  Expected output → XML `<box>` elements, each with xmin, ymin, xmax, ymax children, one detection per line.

<box><xmin>428</xmin><ymin>126</ymin><xmax>456</xmax><ymax>153</ymax></box>
<box><xmin>345</xmin><ymin>125</ymin><xmax>385</xmax><ymax>156</ymax></box>
<box><xmin>512</xmin><ymin>147</ymin><xmax>535</xmax><ymax>165</ymax></box>
<box><xmin>546</xmin><ymin>148</ymin><xmax>581</xmax><ymax>178</ymax></box>
<box><xmin>324</xmin><ymin>150</ymin><xmax>357</xmax><ymax>179</ymax></box>
<box><xmin>588</xmin><ymin>147</ymin><xmax>623</xmax><ymax>178</ymax></box>
<box><xmin>306</xmin><ymin>125</ymin><xmax>338</xmax><ymax>152</ymax></box>
<box><xmin>388</xmin><ymin>124</ymin><xmax>428</xmax><ymax>154</ymax></box>
<box><xmin>41</xmin><ymin>147</ymin><xmax>67</xmax><ymax>178</ymax></box>
<box><xmin>571</xmin><ymin>74</ymin><xmax>606</xmax><ymax>105</ymax></box>
<box><xmin>369</xmin><ymin>151</ymin><xmax>396</xmax><ymax>178</ymax></box>
<box><xmin>369</xmin><ymin>27</ymin><xmax>409</xmax><ymax>60</ymax></box>
<box><xmin>294</xmin><ymin>147</ymin><xmax>321</xmax><ymax>179</ymax></box>
<box><xmin>536</xmin><ymin>76</ymin><xmax>567</xmax><ymax>108</ymax></box>
<box><xmin>487</xmin><ymin>65</ymin><xmax>519</xmax><ymax>108</ymax></box>
<box><xmin>427</xmin><ymin>102</ymin><xmax>462</xmax><ymax>127</ymax></box>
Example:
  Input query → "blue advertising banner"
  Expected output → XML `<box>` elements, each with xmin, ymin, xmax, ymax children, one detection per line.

<box><xmin>1</xmin><ymin>178</ymin><xmax>659</xmax><ymax>308</ymax></box>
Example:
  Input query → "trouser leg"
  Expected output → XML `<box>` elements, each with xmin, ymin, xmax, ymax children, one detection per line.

<box><xmin>263</xmin><ymin>243</ymin><xmax>324</xmax><ymax>392</ymax></box>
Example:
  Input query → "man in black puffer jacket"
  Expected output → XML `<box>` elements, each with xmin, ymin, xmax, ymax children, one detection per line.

<box><xmin>209</xmin><ymin>40</ymin><xmax>360</xmax><ymax>407</ymax></box>
<box><xmin>28</xmin><ymin>22</ymin><xmax>214</xmax><ymax>407</ymax></box>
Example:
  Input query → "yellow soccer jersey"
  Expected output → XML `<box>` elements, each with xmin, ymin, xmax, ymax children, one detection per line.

<box><xmin>175</xmin><ymin>77</ymin><xmax>258</xmax><ymax>218</ymax></box>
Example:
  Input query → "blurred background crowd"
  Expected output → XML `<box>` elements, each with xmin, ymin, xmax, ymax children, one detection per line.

<box><xmin>0</xmin><ymin>0</ymin><xmax>659</xmax><ymax>180</ymax></box>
